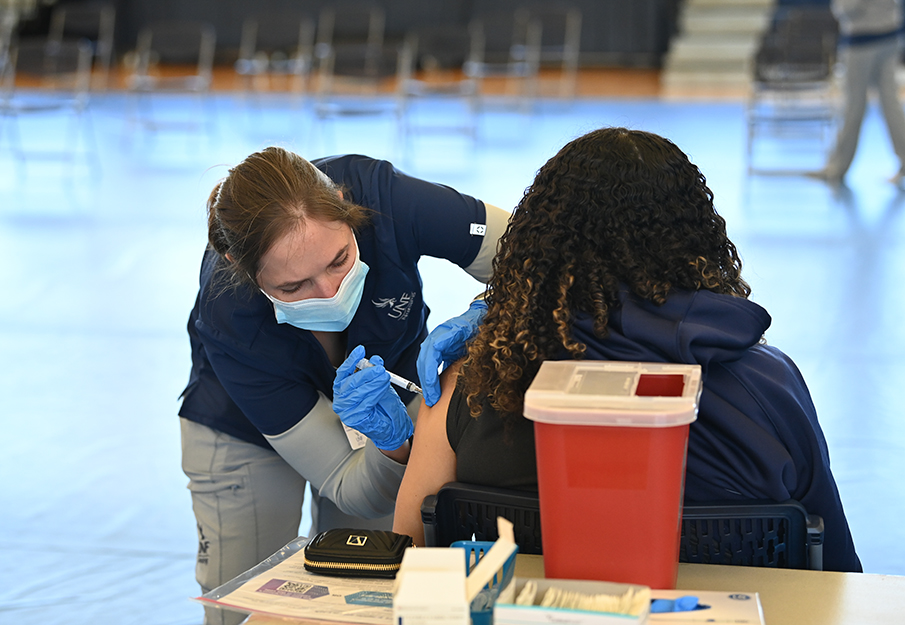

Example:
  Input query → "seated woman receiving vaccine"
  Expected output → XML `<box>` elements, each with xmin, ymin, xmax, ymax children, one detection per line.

<box><xmin>391</xmin><ymin>127</ymin><xmax>862</xmax><ymax>574</ymax></box>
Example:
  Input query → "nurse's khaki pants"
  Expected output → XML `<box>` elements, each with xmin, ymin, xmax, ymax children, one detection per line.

<box><xmin>180</xmin><ymin>418</ymin><xmax>392</xmax><ymax>625</ymax></box>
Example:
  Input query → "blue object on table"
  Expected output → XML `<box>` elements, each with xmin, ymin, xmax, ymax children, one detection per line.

<box><xmin>650</xmin><ymin>596</ymin><xmax>699</xmax><ymax>613</ymax></box>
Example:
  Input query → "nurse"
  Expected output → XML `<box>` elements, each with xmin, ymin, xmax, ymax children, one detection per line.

<box><xmin>179</xmin><ymin>148</ymin><xmax>507</xmax><ymax>625</ymax></box>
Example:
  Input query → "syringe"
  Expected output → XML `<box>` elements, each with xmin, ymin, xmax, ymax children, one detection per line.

<box><xmin>355</xmin><ymin>358</ymin><xmax>423</xmax><ymax>395</ymax></box>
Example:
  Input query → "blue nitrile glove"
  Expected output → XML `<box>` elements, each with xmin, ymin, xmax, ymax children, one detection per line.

<box><xmin>417</xmin><ymin>298</ymin><xmax>488</xmax><ymax>406</ymax></box>
<box><xmin>650</xmin><ymin>596</ymin><xmax>699</xmax><ymax>613</ymax></box>
<box><xmin>333</xmin><ymin>345</ymin><xmax>414</xmax><ymax>451</ymax></box>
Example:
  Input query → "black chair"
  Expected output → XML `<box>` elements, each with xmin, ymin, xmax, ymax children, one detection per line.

<box><xmin>311</xmin><ymin>2</ymin><xmax>398</xmax><ymax>150</ymax></box>
<box><xmin>423</xmin><ymin>482</ymin><xmax>543</xmax><ymax>554</ymax></box>
<box><xmin>234</xmin><ymin>11</ymin><xmax>315</xmax><ymax>97</ymax></box>
<box><xmin>396</xmin><ymin>24</ymin><xmax>479</xmax><ymax>148</ymax></box>
<box><xmin>421</xmin><ymin>481</ymin><xmax>825</xmax><ymax>570</ymax></box>
<box><xmin>0</xmin><ymin>38</ymin><xmax>98</xmax><ymax>172</ymax></box>
<box><xmin>129</xmin><ymin>20</ymin><xmax>216</xmax><ymax>94</ymax></box>
<box><xmin>681</xmin><ymin>499</ymin><xmax>824</xmax><ymax>570</ymax></box>
<box><xmin>313</xmin><ymin>2</ymin><xmax>391</xmax><ymax>100</ymax></box>
<box><xmin>125</xmin><ymin>20</ymin><xmax>217</xmax><ymax>138</ymax></box>
<box><xmin>746</xmin><ymin>5</ymin><xmax>840</xmax><ymax>175</ymax></box>
<box><xmin>464</xmin><ymin>9</ymin><xmax>542</xmax><ymax>114</ymax></box>
<box><xmin>48</xmin><ymin>1</ymin><xmax>115</xmax><ymax>90</ymax></box>
<box><xmin>523</xmin><ymin>2</ymin><xmax>582</xmax><ymax>99</ymax></box>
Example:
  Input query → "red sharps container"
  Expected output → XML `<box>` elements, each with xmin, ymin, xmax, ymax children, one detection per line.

<box><xmin>524</xmin><ymin>361</ymin><xmax>702</xmax><ymax>589</ymax></box>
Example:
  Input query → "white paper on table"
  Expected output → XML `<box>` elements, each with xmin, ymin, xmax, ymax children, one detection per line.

<box><xmin>195</xmin><ymin>538</ymin><xmax>394</xmax><ymax>624</ymax></box>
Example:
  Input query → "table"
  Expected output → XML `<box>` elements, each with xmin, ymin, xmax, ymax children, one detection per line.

<box><xmin>512</xmin><ymin>556</ymin><xmax>905</xmax><ymax>625</ymax></box>
<box><xmin>245</xmin><ymin>557</ymin><xmax>905</xmax><ymax>625</ymax></box>
<box><xmin>678</xmin><ymin>563</ymin><xmax>905</xmax><ymax>625</ymax></box>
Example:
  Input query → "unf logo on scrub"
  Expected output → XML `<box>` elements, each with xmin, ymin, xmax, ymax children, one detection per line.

<box><xmin>372</xmin><ymin>291</ymin><xmax>416</xmax><ymax>320</ymax></box>
<box><xmin>346</xmin><ymin>535</ymin><xmax>368</xmax><ymax>547</ymax></box>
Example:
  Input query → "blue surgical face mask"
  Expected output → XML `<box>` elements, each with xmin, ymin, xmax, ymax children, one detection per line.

<box><xmin>261</xmin><ymin>236</ymin><xmax>369</xmax><ymax>332</ymax></box>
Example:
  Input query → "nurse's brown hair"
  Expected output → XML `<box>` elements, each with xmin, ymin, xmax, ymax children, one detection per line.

<box><xmin>207</xmin><ymin>147</ymin><xmax>369</xmax><ymax>290</ymax></box>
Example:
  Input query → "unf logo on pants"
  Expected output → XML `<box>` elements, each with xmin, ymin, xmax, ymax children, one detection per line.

<box><xmin>346</xmin><ymin>535</ymin><xmax>368</xmax><ymax>547</ymax></box>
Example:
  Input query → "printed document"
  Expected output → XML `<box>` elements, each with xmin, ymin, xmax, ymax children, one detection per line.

<box><xmin>195</xmin><ymin>537</ymin><xmax>393</xmax><ymax>624</ymax></box>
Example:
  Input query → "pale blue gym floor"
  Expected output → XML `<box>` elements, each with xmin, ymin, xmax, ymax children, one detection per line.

<box><xmin>2</xmin><ymin>91</ymin><xmax>904</xmax><ymax>624</ymax></box>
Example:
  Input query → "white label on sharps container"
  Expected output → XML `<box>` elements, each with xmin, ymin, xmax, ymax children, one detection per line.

<box><xmin>469</xmin><ymin>223</ymin><xmax>486</xmax><ymax>236</ymax></box>
<box><xmin>342</xmin><ymin>422</ymin><xmax>368</xmax><ymax>450</ymax></box>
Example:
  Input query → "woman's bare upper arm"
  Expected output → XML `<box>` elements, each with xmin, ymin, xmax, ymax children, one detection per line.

<box><xmin>392</xmin><ymin>362</ymin><xmax>462</xmax><ymax>545</ymax></box>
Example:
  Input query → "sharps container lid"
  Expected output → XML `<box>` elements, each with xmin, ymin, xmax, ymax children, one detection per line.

<box><xmin>523</xmin><ymin>361</ymin><xmax>702</xmax><ymax>427</ymax></box>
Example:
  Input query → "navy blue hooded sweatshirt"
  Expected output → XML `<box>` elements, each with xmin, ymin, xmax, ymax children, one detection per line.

<box><xmin>449</xmin><ymin>285</ymin><xmax>861</xmax><ymax>573</ymax></box>
<box><xmin>573</xmin><ymin>288</ymin><xmax>862</xmax><ymax>573</ymax></box>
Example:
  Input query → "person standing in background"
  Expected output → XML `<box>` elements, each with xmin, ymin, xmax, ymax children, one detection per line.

<box><xmin>818</xmin><ymin>0</ymin><xmax>905</xmax><ymax>183</ymax></box>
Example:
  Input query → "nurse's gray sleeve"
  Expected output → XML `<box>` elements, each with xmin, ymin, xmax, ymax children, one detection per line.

<box><xmin>463</xmin><ymin>203</ymin><xmax>510</xmax><ymax>283</ymax></box>
<box><xmin>264</xmin><ymin>392</ymin><xmax>405</xmax><ymax>519</ymax></box>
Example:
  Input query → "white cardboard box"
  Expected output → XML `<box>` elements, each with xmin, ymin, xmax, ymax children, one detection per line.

<box><xmin>494</xmin><ymin>577</ymin><xmax>651</xmax><ymax>625</ymax></box>
<box><xmin>394</xmin><ymin>570</ymin><xmax>469</xmax><ymax>625</ymax></box>
<box><xmin>393</xmin><ymin>549</ymin><xmax>470</xmax><ymax>625</ymax></box>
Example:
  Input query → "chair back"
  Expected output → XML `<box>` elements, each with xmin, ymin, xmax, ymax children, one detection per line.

<box><xmin>423</xmin><ymin>482</ymin><xmax>543</xmax><ymax>554</ymax></box>
<box><xmin>396</xmin><ymin>24</ymin><xmax>479</xmax><ymax>151</ymax></box>
<box><xmin>313</xmin><ymin>2</ymin><xmax>393</xmax><ymax>104</ymax></box>
<box><xmin>467</xmin><ymin>10</ymin><xmax>541</xmax><ymax>70</ymax></box>
<box><xmin>0</xmin><ymin>7</ymin><xmax>14</xmax><ymax>46</ymax></box>
<box><xmin>746</xmin><ymin>4</ymin><xmax>839</xmax><ymax>174</ymax></box>
<box><xmin>48</xmin><ymin>2</ymin><xmax>115</xmax><ymax>74</ymax></box>
<box><xmin>755</xmin><ymin>5</ymin><xmax>838</xmax><ymax>86</ymax></box>
<box><xmin>421</xmin><ymin>481</ymin><xmax>824</xmax><ymax>570</ymax></box>
<box><xmin>399</xmin><ymin>25</ymin><xmax>475</xmax><ymax>86</ymax></box>
<box><xmin>0</xmin><ymin>38</ymin><xmax>96</xmax><ymax>171</ymax></box>
<box><xmin>236</xmin><ymin>12</ymin><xmax>315</xmax><ymax>75</ymax></box>
<box><xmin>525</xmin><ymin>3</ymin><xmax>582</xmax><ymax>64</ymax></box>
<box><xmin>0</xmin><ymin>19</ymin><xmax>14</xmax><ymax>94</ymax></box>
<box><xmin>136</xmin><ymin>20</ymin><xmax>216</xmax><ymax>76</ymax></box>
<box><xmin>3</xmin><ymin>38</ymin><xmax>92</xmax><ymax>100</ymax></box>
<box><xmin>407</xmin><ymin>26</ymin><xmax>473</xmax><ymax>73</ymax></box>
<box><xmin>317</xmin><ymin>2</ymin><xmax>384</xmax><ymax>50</ymax></box>
<box><xmin>682</xmin><ymin>501</ymin><xmax>824</xmax><ymax>570</ymax></box>
<box><xmin>464</xmin><ymin>9</ymin><xmax>541</xmax><ymax>108</ymax></box>
<box><xmin>315</xmin><ymin>2</ymin><xmax>386</xmax><ymax>78</ymax></box>
<box><xmin>131</xmin><ymin>20</ymin><xmax>216</xmax><ymax>94</ymax></box>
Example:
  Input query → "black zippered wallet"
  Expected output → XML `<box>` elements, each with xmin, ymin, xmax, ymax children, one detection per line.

<box><xmin>303</xmin><ymin>528</ymin><xmax>414</xmax><ymax>578</ymax></box>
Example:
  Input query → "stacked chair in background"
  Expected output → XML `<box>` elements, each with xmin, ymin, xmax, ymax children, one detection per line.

<box><xmin>48</xmin><ymin>1</ymin><xmax>115</xmax><ymax>91</ymax></box>
<box><xmin>0</xmin><ymin>2</ymin><xmax>100</xmax><ymax>173</ymax></box>
<box><xmin>464</xmin><ymin>8</ymin><xmax>542</xmax><ymax>114</ymax></box>
<box><xmin>396</xmin><ymin>3</ymin><xmax>584</xmax><ymax>150</ymax></box>
<box><xmin>234</xmin><ymin>10</ymin><xmax>315</xmax><ymax>103</ymax></box>
<box><xmin>312</xmin><ymin>3</ymin><xmax>394</xmax><ymax>114</ymax></box>
<box><xmin>2</xmin><ymin>1</ymin><xmax>589</xmax><ymax>157</ymax></box>
<box><xmin>396</xmin><ymin>24</ymin><xmax>479</xmax><ymax>148</ymax></box>
<box><xmin>527</xmin><ymin>2</ymin><xmax>582</xmax><ymax>100</ymax></box>
<box><xmin>746</xmin><ymin>4</ymin><xmax>840</xmax><ymax>174</ymax></box>
<box><xmin>125</xmin><ymin>20</ymin><xmax>217</xmax><ymax>140</ymax></box>
<box><xmin>307</xmin><ymin>2</ymin><xmax>399</xmax><ymax>150</ymax></box>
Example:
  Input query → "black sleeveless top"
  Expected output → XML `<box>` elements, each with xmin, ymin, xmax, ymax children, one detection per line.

<box><xmin>446</xmin><ymin>386</ymin><xmax>538</xmax><ymax>491</ymax></box>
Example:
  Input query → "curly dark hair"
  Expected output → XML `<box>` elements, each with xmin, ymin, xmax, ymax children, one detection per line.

<box><xmin>459</xmin><ymin>127</ymin><xmax>750</xmax><ymax>422</ymax></box>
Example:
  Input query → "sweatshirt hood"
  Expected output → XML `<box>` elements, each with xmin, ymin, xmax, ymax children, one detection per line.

<box><xmin>574</xmin><ymin>288</ymin><xmax>772</xmax><ymax>370</ymax></box>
